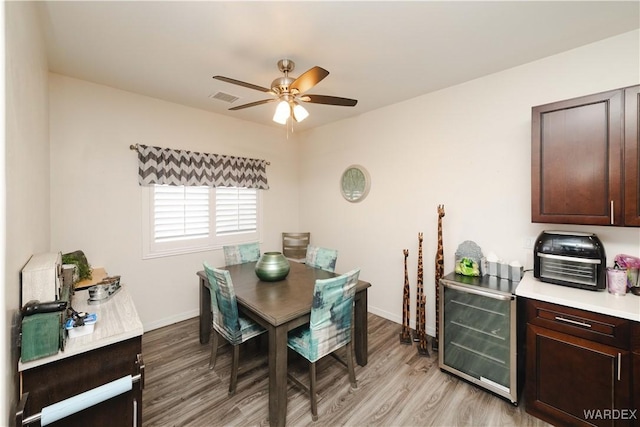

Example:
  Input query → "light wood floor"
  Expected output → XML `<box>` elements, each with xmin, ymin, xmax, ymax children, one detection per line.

<box><xmin>141</xmin><ymin>313</ymin><xmax>551</xmax><ymax>427</ymax></box>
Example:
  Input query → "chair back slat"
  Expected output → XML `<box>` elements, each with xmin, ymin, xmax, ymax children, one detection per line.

<box><xmin>282</xmin><ymin>232</ymin><xmax>311</xmax><ymax>260</ymax></box>
<box><xmin>308</xmin><ymin>269</ymin><xmax>360</xmax><ymax>361</ymax></box>
<box><xmin>203</xmin><ymin>262</ymin><xmax>242</xmax><ymax>344</ymax></box>
<box><xmin>223</xmin><ymin>242</ymin><xmax>260</xmax><ymax>266</ymax></box>
<box><xmin>305</xmin><ymin>245</ymin><xmax>338</xmax><ymax>272</ymax></box>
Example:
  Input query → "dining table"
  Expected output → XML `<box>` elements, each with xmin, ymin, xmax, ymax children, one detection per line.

<box><xmin>196</xmin><ymin>260</ymin><xmax>371</xmax><ymax>427</ymax></box>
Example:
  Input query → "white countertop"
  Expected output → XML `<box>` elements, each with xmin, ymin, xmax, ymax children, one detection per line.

<box><xmin>18</xmin><ymin>285</ymin><xmax>143</xmax><ymax>371</ymax></box>
<box><xmin>516</xmin><ymin>272</ymin><xmax>640</xmax><ymax>321</ymax></box>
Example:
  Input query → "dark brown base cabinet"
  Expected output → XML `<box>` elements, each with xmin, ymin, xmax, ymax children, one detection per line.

<box><xmin>16</xmin><ymin>287</ymin><xmax>144</xmax><ymax>427</ymax></box>
<box><xmin>525</xmin><ymin>299</ymin><xmax>639</xmax><ymax>427</ymax></box>
<box><xmin>19</xmin><ymin>338</ymin><xmax>143</xmax><ymax>427</ymax></box>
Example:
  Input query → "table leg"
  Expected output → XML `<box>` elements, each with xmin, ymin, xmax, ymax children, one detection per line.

<box><xmin>268</xmin><ymin>324</ymin><xmax>288</xmax><ymax>427</ymax></box>
<box><xmin>354</xmin><ymin>288</ymin><xmax>369</xmax><ymax>366</ymax></box>
<box><xmin>199</xmin><ymin>277</ymin><xmax>212</xmax><ymax>344</ymax></box>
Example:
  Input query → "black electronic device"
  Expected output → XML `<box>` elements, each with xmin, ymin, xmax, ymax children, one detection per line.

<box><xmin>22</xmin><ymin>300</ymin><xmax>68</xmax><ymax>316</ymax></box>
<box><xmin>533</xmin><ymin>230</ymin><xmax>606</xmax><ymax>291</ymax></box>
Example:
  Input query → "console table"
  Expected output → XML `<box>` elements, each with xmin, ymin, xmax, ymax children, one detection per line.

<box><xmin>17</xmin><ymin>285</ymin><xmax>144</xmax><ymax>427</ymax></box>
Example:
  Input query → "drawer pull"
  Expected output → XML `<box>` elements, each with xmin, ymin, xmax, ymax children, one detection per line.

<box><xmin>554</xmin><ymin>316</ymin><xmax>592</xmax><ymax>328</ymax></box>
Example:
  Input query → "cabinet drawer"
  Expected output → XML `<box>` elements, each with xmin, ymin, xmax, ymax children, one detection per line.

<box><xmin>527</xmin><ymin>299</ymin><xmax>630</xmax><ymax>349</ymax></box>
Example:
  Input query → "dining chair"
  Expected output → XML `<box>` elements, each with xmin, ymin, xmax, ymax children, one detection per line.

<box><xmin>203</xmin><ymin>261</ymin><xmax>266</xmax><ymax>396</ymax></box>
<box><xmin>223</xmin><ymin>242</ymin><xmax>261</xmax><ymax>266</ymax></box>
<box><xmin>287</xmin><ymin>268</ymin><xmax>361</xmax><ymax>421</ymax></box>
<box><xmin>305</xmin><ymin>245</ymin><xmax>338</xmax><ymax>272</ymax></box>
<box><xmin>282</xmin><ymin>232</ymin><xmax>311</xmax><ymax>262</ymax></box>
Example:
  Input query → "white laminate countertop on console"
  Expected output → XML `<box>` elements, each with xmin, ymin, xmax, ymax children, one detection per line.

<box><xmin>18</xmin><ymin>285</ymin><xmax>143</xmax><ymax>371</ymax></box>
<box><xmin>516</xmin><ymin>272</ymin><xmax>640</xmax><ymax>322</ymax></box>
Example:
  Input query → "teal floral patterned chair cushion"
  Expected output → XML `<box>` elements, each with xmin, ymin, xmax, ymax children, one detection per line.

<box><xmin>223</xmin><ymin>242</ymin><xmax>261</xmax><ymax>266</ymax></box>
<box><xmin>305</xmin><ymin>245</ymin><xmax>338</xmax><ymax>272</ymax></box>
<box><xmin>203</xmin><ymin>262</ymin><xmax>265</xmax><ymax>345</ymax></box>
<box><xmin>288</xmin><ymin>269</ymin><xmax>360</xmax><ymax>362</ymax></box>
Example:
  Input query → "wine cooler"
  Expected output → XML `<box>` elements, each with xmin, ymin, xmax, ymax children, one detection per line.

<box><xmin>439</xmin><ymin>272</ymin><xmax>523</xmax><ymax>404</ymax></box>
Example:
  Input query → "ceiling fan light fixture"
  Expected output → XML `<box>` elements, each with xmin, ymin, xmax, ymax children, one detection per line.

<box><xmin>273</xmin><ymin>100</ymin><xmax>290</xmax><ymax>124</ymax></box>
<box><xmin>216</xmin><ymin>59</ymin><xmax>358</xmax><ymax>125</ymax></box>
<box><xmin>293</xmin><ymin>103</ymin><xmax>309</xmax><ymax>122</ymax></box>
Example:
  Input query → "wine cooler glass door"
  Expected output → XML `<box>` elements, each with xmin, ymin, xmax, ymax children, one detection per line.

<box><xmin>441</xmin><ymin>282</ymin><xmax>516</xmax><ymax>402</ymax></box>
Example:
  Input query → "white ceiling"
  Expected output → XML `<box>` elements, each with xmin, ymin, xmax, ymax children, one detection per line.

<box><xmin>38</xmin><ymin>1</ymin><xmax>640</xmax><ymax>132</ymax></box>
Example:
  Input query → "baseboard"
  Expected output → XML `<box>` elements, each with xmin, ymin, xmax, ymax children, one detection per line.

<box><xmin>143</xmin><ymin>309</ymin><xmax>199</xmax><ymax>332</ymax></box>
<box><xmin>368</xmin><ymin>306</ymin><xmax>435</xmax><ymax>337</ymax></box>
<box><xmin>143</xmin><ymin>306</ymin><xmax>436</xmax><ymax>338</ymax></box>
<box><xmin>368</xmin><ymin>306</ymin><xmax>400</xmax><ymax>324</ymax></box>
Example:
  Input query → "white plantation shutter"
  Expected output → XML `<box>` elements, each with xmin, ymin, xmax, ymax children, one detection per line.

<box><xmin>143</xmin><ymin>184</ymin><xmax>261</xmax><ymax>258</ymax></box>
<box><xmin>153</xmin><ymin>185</ymin><xmax>209</xmax><ymax>242</ymax></box>
<box><xmin>215</xmin><ymin>187</ymin><xmax>257</xmax><ymax>235</ymax></box>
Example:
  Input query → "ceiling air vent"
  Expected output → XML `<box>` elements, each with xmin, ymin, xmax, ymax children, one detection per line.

<box><xmin>209</xmin><ymin>91</ymin><xmax>239</xmax><ymax>104</ymax></box>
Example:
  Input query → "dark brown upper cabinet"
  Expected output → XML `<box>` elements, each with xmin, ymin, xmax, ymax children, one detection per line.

<box><xmin>531</xmin><ymin>85</ymin><xmax>639</xmax><ymax>226</ymax></box>
<box><xmin>624</xmin><ymin>85</ymin><xmax>640</xmax><ymax>226</ymax></box>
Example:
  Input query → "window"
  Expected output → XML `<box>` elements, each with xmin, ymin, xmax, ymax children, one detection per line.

<box><xmin>142</xmin><ymin>185</ymin><xmax>261</xmax><ymax>258</ymax></box>
<box><xmin>215</xmin><ymin>187</ymin><xmax>258</xmax><ymax>236</ymax></box>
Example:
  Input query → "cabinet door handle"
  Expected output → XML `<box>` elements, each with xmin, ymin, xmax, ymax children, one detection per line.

<box><xmin>554</xmin><ymin>316</ymin><xmax>592</xmax><ymax>328</ymax></box>
<box><xmin>611</xmin><ymin>200</ymin><xmax>614</xmax><ymax>225</ymax></box>
<box><xmin>617</xmin><ymin>353</ymin><xmax>621</xmax><ymax>381</ymax></box>
<box><xmin>133</xmin><ymin>398</ymin><xmax>138</xmax><ymax>427</ymax></box>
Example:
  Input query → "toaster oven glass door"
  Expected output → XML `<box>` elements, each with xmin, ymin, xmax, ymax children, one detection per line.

<box><xmin>538</xmin><ymin>254</ymin><xmax>599</xmax><ymax>288</ymax></box>
<box><xmin>440</xmin><ymin>282</ymin><xmax>517</xmax><ymax>403</ymax></box>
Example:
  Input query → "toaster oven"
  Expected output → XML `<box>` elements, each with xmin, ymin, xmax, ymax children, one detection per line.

<box><xmin>533</xmin><ymin>231</ymin><xmax>606</xmax><ymax>291</ymax></box>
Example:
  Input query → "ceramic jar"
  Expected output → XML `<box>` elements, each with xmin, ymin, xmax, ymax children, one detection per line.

<box><xmin>255</xmin><ymin>252</ymin><xmax>290</xmax><ymax>282</ymax></box>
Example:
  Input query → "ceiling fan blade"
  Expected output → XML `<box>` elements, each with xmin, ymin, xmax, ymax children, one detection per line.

<box><xmin>229</xmin><ymin>98</ymin><xmax>276</xmax><ymax>111</ymax></box>
<box><xmin>213</xmin><ymin>76</ymin><xmax>271</xmax><ymax>93</ymax></box>
<box><xmin>290</xmin><ymin>66</ymin><xmax>329</xmax><ymax>94</ymax></box>
<box><xmin>302</xmin><ymin>94</ymin><xmax>358</xmax><ymax>107</ymax></box>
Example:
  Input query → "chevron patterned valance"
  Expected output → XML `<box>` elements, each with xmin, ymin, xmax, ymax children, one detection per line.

<box><xmin>136</xmin><ymin>144</ymin><xmax>269</xmax><ymax>189</ymax></box>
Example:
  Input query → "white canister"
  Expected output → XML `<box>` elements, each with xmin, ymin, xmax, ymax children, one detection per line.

<box><xmin>488</xmin><ymin>261</ymin><xmax>498</xmax><ymax>276</ymax></box>
<box><xmin>509</xmin><ymin>262</ymin><xmax>524</xmax><ymax>282</ymax></box>
<box><xmin>499</xmin><ymin>262</ymin><xmax>510</xmax><ymax>279</ymax></box>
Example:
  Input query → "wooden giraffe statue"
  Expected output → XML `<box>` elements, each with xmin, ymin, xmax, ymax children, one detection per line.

<box><xmin>399</xmin><ymin>249</ymin><xmax>412</xmax><ymax>344</ymax></box>
<box><xmin>433</xmin><ymin>204</ymin><xmax>445</xmax><ymax>351</ymax></box>
<box><xmin>415</xmin><ymin>232</ymin><xmax>429</xmax><ymax>356</ymax></box>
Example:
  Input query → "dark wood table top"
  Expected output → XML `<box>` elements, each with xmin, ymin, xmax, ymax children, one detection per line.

<box><xmin>198</xmin><ymin>261</ymin><xmax>370</xmax><ymax>327</ymax></box>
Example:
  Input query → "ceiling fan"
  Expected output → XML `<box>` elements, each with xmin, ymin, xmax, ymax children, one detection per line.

<box><xmin>213</xmin><ymin>59</ymin><xmax>358</xmax><ymax>124</ymax></box>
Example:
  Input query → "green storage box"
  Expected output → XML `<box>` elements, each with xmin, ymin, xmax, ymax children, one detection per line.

<box><xmin>20</xmin><ymin>281</ymin><xmax>70</xmax><ymax>362</ymax></box>
<box><xmin>21</xmin><ymin>312</ymin><xmax>62</xmax><ymax>362</ymax></box>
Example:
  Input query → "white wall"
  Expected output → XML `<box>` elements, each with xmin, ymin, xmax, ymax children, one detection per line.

<box><xmin>298</xmin><ymin>30</ymin><xmax>640</xmax><ymax>334</ymax></box>
<box><xmin>5</xmin><ymin>1</ymin><xmax>51</xmax><ymax>425</ymax></box>
<box><xmin>49</xmin><ymin>75</ymin><xmax>300</xmax><ymax>330</ymax></box>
